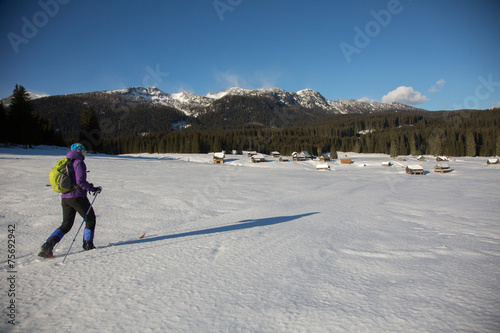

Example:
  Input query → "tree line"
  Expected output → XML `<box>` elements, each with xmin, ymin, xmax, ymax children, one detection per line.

<box><xmin>100</xmin><ymin>109</ymin><xmax>500</xmax><ymax>157</ymax></box>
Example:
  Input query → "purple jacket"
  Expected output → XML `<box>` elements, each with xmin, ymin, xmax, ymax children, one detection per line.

<box><xmin>61</xmin><ymin>149</ymin><xmax>96</xmax><ymax>198</ymax></box>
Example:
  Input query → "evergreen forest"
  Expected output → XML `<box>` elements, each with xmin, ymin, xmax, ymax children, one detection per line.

<box><xmin>2</xmin><ymin>84</ymin><xmax>499</xmax><ymax>158</ymax></box>
<box><xmin>102</xmin><ymin>109</ymin><xmax>500</xmax><ymax>158</ymax></box>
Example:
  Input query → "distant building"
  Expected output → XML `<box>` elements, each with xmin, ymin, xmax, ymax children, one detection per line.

<box><xmin>434</xmin><ymin>163</ymin><xmax>451</xmax><ymax>173</ymax></box>
<box><xmin>213</xmin><ymin>152</ymin><xmax>225</xmax><ymax>164</ymax></box>
<box><xmin>292</xmin><ymin>152</ymin><xmax>306</xmax><ymax>161</ymax></box>
<box><xmin>251</xmin><ymin>154</ymin><xmax>266</xmax><ymax>163</ymax></box>
<box><xmin>301</xmin><ymin>151</ymin><xmax>314</xmax><ymax>159</ymax></box>
<box><xmin>406</xmin><ymin>165</ymin><xmax>425</xmax><ymax>175</ymax></box>
<box><xmin>319</xmin><ymin>155</ymin><xmax>330</xmax><ymax>162</ymax></box>
<box><xmin>316</xmin><ymin>163</ymin><xmax>330</xmax><ymax>171</ymax></box>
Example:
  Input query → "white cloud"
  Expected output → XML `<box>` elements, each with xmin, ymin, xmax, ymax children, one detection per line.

<box><xmin>214</xmin><ymin>70</ymin><xmax>245</xmax><ymax>89</ymax></box>
<box><xmin>436</xmin><ymin>79</ymin><xmax>446</xmax><ymax>86</ymax></box>
<box><xmin>382</xmin><ymin>86</ymin><xmax>429</xmax><ymax>105</ymax></box>
<box><xmin>492</xmin><ymin>102</ymin><xmax>500</xmax><ymax>108</ymax></box>
<box><xmin>429</xmin><ymin>78</ymin><xmax>446</xmax><ymax>93</ymax></box>
<box><xmin>214</xmin><ymin>69</ymin><xmax>281</xmax><ymax>91</ymax></box>
<box><xmin>254</xmin><ymin>70</ymin><xmax>280</xmax><ymax>90</ymax></box>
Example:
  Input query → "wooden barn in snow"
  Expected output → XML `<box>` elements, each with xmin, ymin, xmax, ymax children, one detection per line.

<box><xmin>434</xmin><ymin>163</ymin><xmax>451</xmax><ymax>173</ymax></box>
<box><xmin>406</xmin><ymin>165</ymin><xmax>425</xmax><ymax>175</ymax></box>
<box><xmin>316</xmin><ymin>163</ymin><xmax>330</xmax><ymax>171</ymax></box>
<box><xmin>213</xmin><ymin>152</ymin><xmax>225</xmax><ymax>164</ymax></box>
<box><xmin>340</xmin><ymin>158</ymin><xmax>352</xmax><ymax>164</ymax></box>
<box><xmin>319</xmin><ymin>155</ymin><xmax>330</xmax><ymax>162</ymax></box>
<box><xmin>251</xmin><ymin>154</ymin><xmax>266</xmax><ymax>163</ymax></box>
<box><xmin>292</xmin><ymin>152</ymin><xmax>306</xmax><ymax>161</ymax></box>
<box><xmin>487</xmin><ymin>158</ymin><xmax>499</xmax><ymax>165</ymax></box>
<box><xmin>301</xmin><ymin>151</ymin><xmax>314</xmax><ymax>159</ymax></box>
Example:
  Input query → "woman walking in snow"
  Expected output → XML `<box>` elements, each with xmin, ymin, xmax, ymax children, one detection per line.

<box><xmin>38</xmin><ymin>143</ymin><xmax>102</xmax><ymax>258</ymax></box>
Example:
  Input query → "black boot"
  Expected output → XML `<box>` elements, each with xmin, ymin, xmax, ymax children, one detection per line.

<box><xmin>38</xmin><ymin>235</ymin><xmax>60</xmax><ymax>258</ymax></box>
<box><xmin>83</xmin><ymin>228</ymin><xmax>96</xmax><ymax>251</ymax></box>
<box><xmin>83</xmin><ymin>240</ymin><xmax>96</xmax><ymax>251</ymax></box>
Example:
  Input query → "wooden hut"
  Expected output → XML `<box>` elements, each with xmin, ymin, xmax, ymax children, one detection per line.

<box><xmin>382</xmin><ymin>161</ymin><xmax>391</xmax><ymax>167</ymax></box>
<box><xmin>487</xmin><ymin>158</ymin><xmax>499</xmax><ymax>165</ymax></box>
<box><xmin>436</xmin><ymin>156</ymin><xmax>449</xmax><ymax>162</ymax></box>
<box><xmin>301</xmin><ymin>151</ymin><xmax>314</xmax><ymax>159</ymax></box>
<box><xmin>270</xmin><ymin>151</ymin><xmax>281</xmax><ymax>158</ymax></box>
<box><xmin>434</xmin><ymin>163</ymin><xmax>451</xmax><ymax>173</ymax></box>
<box><xmin>251</xmin><ymin>154</ymin><xmax>266</xmax><ymax>163</ymax></box>
<box><xmin>406</xmin><ymin>165</ymin><xmax>425</xmax><ymax>175</ymax></box>
<box><xmin>247</xmin><ymin>151</ymin><xmax>258</xmax><ymax>157</ymax></box>
<box><xmin>279</xmin><ymin>156</ymin><xmax>289</xmax><ymax>162</ymax></box>
<box><xmin>292</xmin><ymin>152</ymin><xmax>306</xmax><ymax>161</ymax></box>
<box><xmin>417</xmin><ymin>155</ymin><xmax>425</xmax><ymax>161</ymax></box>
<box><xmin>319</xmin><ymin>155</ymin><xmax>330</xmax><ymax>162</ymax></box>
<box><xmin>340</xmin><ymin>158</ymin><xmax>352</xmax><ymax>164</ymax></box>
<box><xmin>316</xmin><ymin>163</ymin><xmax>330</xmax><ymax>171</ymax></box>
<box><xmin>213</xmin><ymin>152</ymin><xmax>225</xmax><ymax>164</ymax></box>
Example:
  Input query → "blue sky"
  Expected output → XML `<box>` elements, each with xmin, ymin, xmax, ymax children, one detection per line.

<box><xmin>1</xmin><ymin>0</ymin><xmax>499</xmax><ymax>110</ymax></box>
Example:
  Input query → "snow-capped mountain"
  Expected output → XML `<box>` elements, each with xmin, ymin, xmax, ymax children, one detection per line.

<box><xmin>97</xmin><ymin>86</ymin><xmax>419</xmax><ymax>116</ymax></box>
<box><xmin>3</xmin><ymin>86</ymin><xmax>419</xmax><ymax>116</ymax></box>
<box><xmin>1</xmin><ymin>91</ymin><xmax>49</xmax><ymax>106</ymax></box>
<box><xmin>4</xmin><ymin>86</ymin><xmax>423</xmax><ymax>138</ymax></box>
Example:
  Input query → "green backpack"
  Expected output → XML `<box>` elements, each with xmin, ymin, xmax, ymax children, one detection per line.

<box><xmin>49</xmin><ymin>158</ymin><xmax>76</xmax><ymax>193</ymax></box>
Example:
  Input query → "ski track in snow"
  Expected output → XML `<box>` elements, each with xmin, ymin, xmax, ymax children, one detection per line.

<box><xmin>1</xmin><ymin>145</ymin><xmax>499</xmax><ymax>332</ymax></box>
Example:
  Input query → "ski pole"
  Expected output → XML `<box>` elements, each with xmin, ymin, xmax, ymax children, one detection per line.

<box><xmin>61</xmin><ymin>192</ymin><xmax>99</xmax><ymax>264</ymax></box>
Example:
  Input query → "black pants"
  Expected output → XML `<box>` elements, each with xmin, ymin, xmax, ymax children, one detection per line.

<box><xmin>59</xmin><ymin>196</ymin><xmax>96</xmax><ymax>234</ymax></box>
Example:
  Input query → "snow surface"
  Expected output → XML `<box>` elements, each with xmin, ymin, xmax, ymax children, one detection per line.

<box><xmin>1</xmin><ymin>146</ymin><xmax>499</xmax><ymax>332</ymax></box>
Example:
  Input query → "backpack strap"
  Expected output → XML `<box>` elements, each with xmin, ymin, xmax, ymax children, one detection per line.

<box><xmin>66</xmin><ymin>159</ymin><xmax>81</xmax><ymax>191</ymax></box>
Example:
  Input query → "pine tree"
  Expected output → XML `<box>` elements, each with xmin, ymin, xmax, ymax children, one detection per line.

<box><xmin>79</xmin><ymin>104</ymin><xmax>103</xmax><ymax>152</ymax></box>
<box><xmin>429</xmin><ymin>131</ymin><xmax>443</xmax><ymax>156</ymax></box>
<box><xmin>390</xmin><ymin>138</ymin><xmax>399</xmax><ymax>158</ymax></box>
<box><xmin>330</xmin><ymin>145</ymin><xmax>338</xmax><ymax>159</ymax></box>
<box><xmin>0</xmin><ymin>102</ymin><xmax>6</xmax><ymax>143</ymax></box>
<box><xmin>8</xmin><ymin>84</ymin><xmax>34</xmax><ymax>147</ymax></box>
<box><xmin>466</xmin><ymin>131</ymin><xmax>476</xmax><ymax>157</ymax></box>
<box><xmin>409</xmin><ymin>133</ymin><xmax>418</xmax><ymax>155</ymax></box>
<box><xmin>496</xmin><ymin>135</ymin><xmax>500</xmax><ymax>157</ymax></box>
<box><xmin>191</xmin><ymin>133</ymin><xmax>200</xmax><ymax>153</ymax></box>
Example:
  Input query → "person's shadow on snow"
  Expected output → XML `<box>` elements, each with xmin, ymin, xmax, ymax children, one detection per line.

<box><xmin>112</xmin><ymin>212</ymin><xmax>319</xmax><ymax>247</ymax></box>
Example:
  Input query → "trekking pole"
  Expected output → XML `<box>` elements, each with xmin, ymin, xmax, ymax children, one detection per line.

<box><xmin>61</xmin><ymin>192</ymin><xmax>99</xmax><ymax>265</ymax></box>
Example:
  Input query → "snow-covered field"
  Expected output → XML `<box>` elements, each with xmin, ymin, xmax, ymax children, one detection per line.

<box><xmin>1</xmin><ymin>145</ymin><xmax>499</xmax><ymax>332</ymax></box>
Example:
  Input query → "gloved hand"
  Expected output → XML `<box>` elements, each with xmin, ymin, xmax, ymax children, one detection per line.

<box><xmin>92</xmin><ymin>186</ymin><xmax>102</xmax><ymax>195</ymax></box>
